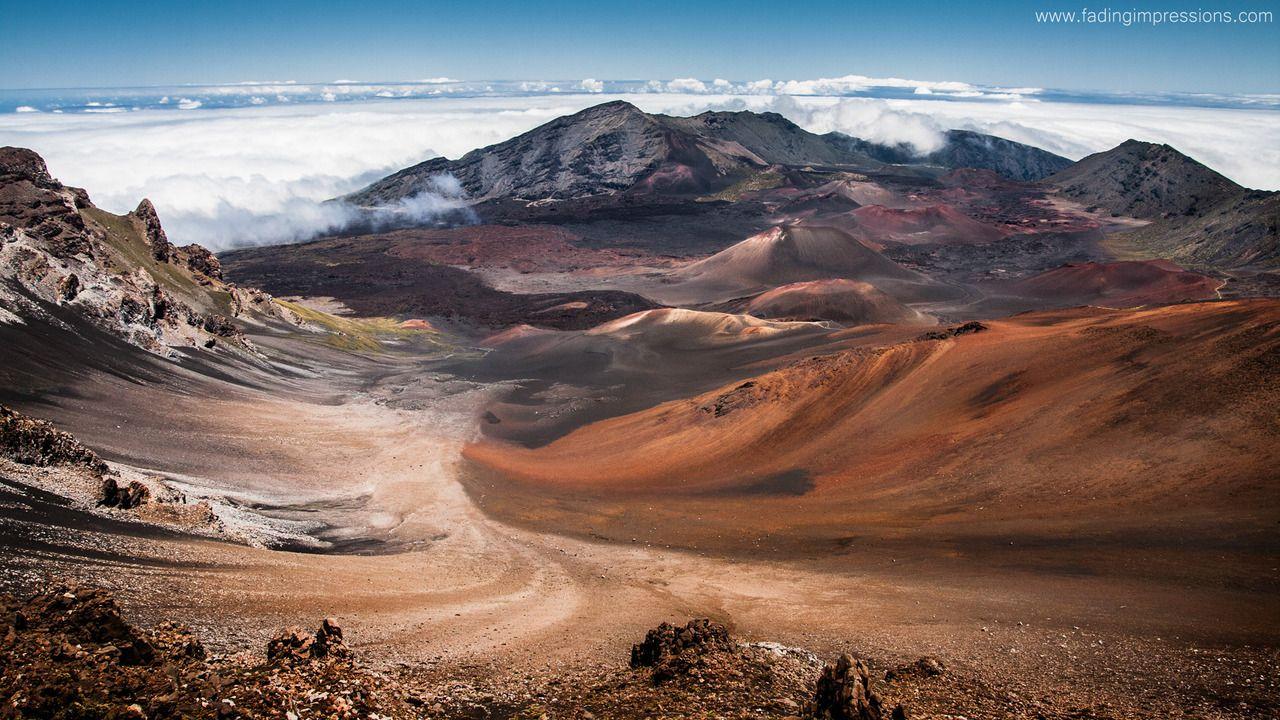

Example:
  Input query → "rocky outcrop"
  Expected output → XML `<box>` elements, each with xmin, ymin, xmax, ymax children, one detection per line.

<box><xmin>0</xmin><ymin>147</ymin><xmax>294</xmax><ymax>355</ymax></box>
<box><xmin>266</xmin><ymin>618</ymin><xmax>350</xmax><ymax>664</ymax></box>
<box><xmin>11</xmin><ymin>584</ymin><xmax>157</xmax><ymax>665</ymax></box>
<box><xmin>0</xmin><ymin>405</ymin><xmax>107</xmax><ymax>474</ymax></box>
<box><xmin>916</xmin><ymin>320</ymin><xmax>987</xmax><ymax>341</ymax></box>
<box><xmin>98</xmin><ymin>476</ymin><xmax>151</xmax><ymax>509</ymax></box>
<box><xmin>809</xmin><ymin>654</ymin><xmax>887</xmax><ymax>720</ymax></box>
<box><xmin>180</xmin><ymin>242</ymin><xmax>223</xmax><ymax>281</ymax></box>
<box><xmin>0</xmin><ymin>583</ymin><xmax>412</xmax><ymax>719</ymax></box>
<box><xmin>884</xmin><ymin>656</ymin><xmax>946</xmax><ymax>683</ymax></box>
<box><xmin>631</xmin><ymin>618</ymin><xmax>734</xmax><ymax>668</ymax></box>
<box><xmin>130</xmin><ymin>198</ymin><xmax>176</xmax><ymax>262</ymax></box>
<box><xmin>630</xmin><ymin>618</ymin><xmax>738</xmax><ymax>684</ymax></box>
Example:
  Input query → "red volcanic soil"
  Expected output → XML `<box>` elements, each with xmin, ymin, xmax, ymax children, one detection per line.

<box><xmin>852</xmin><ymin>204</ymin><xmax>1005</xmax><ymax>245</ymax></box>
<box><xmin>462</xmin><ymin>299</ymin><xmax>1280</xmax><ymax>553</ymax></box>
<box><xmin>1007</xmin><ymin>260</ymin><xmax>1222</xmax><ymax>307</ymax></box>
<box><xmin>372</xmin><ymin>224</ymin><xmax>650</xmax><ymax>273</ymax></box>
<box><xmin>742</xmin><ymin>279</ymin><xmax>931</xmax><ymax>325</ymax></box>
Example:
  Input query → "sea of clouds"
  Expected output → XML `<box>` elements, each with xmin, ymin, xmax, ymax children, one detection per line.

<box><xmin>0</xmin><ymin>74</ymin><xmax>1276</xmax><ymax>251</ymax></box>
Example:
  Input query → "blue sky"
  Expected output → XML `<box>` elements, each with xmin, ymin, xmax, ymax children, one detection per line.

<box><xmin>1</xmin><ymin>0</ymin><xmax>1277</xmax><ymax>93</ymax></box>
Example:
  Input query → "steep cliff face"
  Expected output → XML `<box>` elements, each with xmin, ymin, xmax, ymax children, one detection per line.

<box><xmin>0</xmin><ymin>147</ymin><xmax>299</xmax><ymax>355</ymax></box>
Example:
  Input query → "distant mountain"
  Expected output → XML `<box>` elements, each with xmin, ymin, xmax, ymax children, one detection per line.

<box><xmin>657</xmin><ymin>110</ymin><xmax>877</xmax><ymax>167</ymax></box>
<box><xmin>1043</xmin><ymin>139</ymin><xmax>1241</xmax><ymax>219</ymax></box>
<box><xmin>1045</xmin><ymin>139</ymin><xmax>1278</xmax><ymax>267</ymax></box>
<box><xmin>344</xmin><ymin>102</ymin><xmax>880</xmax><ymax>207</ymax></box>
<box><xmin>828</xmin><ymin>129</ymin><xmax>1073</xmax><ymax>182</ymax></box>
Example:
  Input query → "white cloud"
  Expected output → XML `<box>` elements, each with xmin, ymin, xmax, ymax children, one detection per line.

<box><xmin>177</xmin><ymin>98</ymin><xmax>202</xmax><ymax>110</ymax></box>
<box><xmin>771</xmin><ymin>96</ymin><xmax>1280</xmax><ymax>189</ymax></box>
<box><xmin>0</xmin><ymin>91</ymin><xmax>1274</xmax><ymax>253</ymax></box>
<box><xmin>666</xmin><ymin>78</ymin><xmax>708</xmax><ymax>93</ymax></box>
<box><xmin>14</xmin><ymin>106</ymin><xmax>38</xmax><ymax>113</ymax></box>
<box><xmin>579</xmin><ymin>78</ymin><xmax>604</xmax><ymax>93</ymax></box>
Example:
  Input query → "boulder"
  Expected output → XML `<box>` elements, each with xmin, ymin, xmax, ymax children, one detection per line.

<box><xmin>630</xmin><ymin>618</ymin><xmax>734</xmax><ymax>668</ymax></box>
<box><xmin>99</xmin><ymin>476</ymin><xmax>151</xmax><ymax>509</ymax></box>
<box><xmin>810</xmin><ymin>654</ymin><xmax>884</xmax><ymax>720</ymax></box>
<box><xmin>267</xmin><ymin>618</ymin><xmax>349</xmax><ymax>664</ymax></box>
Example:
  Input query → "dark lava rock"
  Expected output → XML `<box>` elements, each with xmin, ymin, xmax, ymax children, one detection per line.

<box><xmin>631</xmin><ymin>618</ymin><xmax>734</xmax><ymax>668</ymax></box>
<box><xmin>0</xmin><ymin>405</ymin><xmax>108</xmax><ymax>474</ymax></box>
<box><xmin>917</xmin><ymin>321</ymin><xmax>988</xmax><ymax>341</ymax></box>
<box><xmin>200</xmin><ymin>312</ymin><xmax>240</xmax><ymax>337</ymax></box>
<box><xmin>182</xmin><ymin>243</ymin><xmax>223</xmax><ymax>281</ymax></box>
<box><xmin>267</xmin><ymin>618</ymin><xmax>350</xmax><ymax>663</ymax></box>
<box><xmin>0</xmin><ymin>582</ymin><xmax>412</xmax><ymax>719</ymax></box>
<box><xmin>810</xmin><ymin>654</ymin><xmax>885</xmax><ymax>720</ymax></box>
<box><xmin>98</xmin><ymin>476</ymin><xmax>151</xmax><ymax>509</ymax></box>
<box><xmin>57</xmin><ymin>272</ymin><xmax>80</xmax><ymax>301</ymax></box>
<box><xmin>11</xmin><ymin>584</ymin><xmax>156</xmax><ymax>665</ymax></box>
<box><xmin>0</xmin><ymin>146</ymin><xmax>58</xmax><ymax>188</ymax></box>
<box><xmin>130</xmin><ymin>198</ymin><xmax>176</xmax><ymax>263</ymax></box>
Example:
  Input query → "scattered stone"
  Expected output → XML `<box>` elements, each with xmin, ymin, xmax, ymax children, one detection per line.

<box><xmin>884</xmin><ymin>655</ymin><xmax>946</xmax><ymax>682</ymax></box>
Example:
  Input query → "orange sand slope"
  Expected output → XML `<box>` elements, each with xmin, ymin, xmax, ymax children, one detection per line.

<box><xmin>464</xmin><ymin>299</ymin><xmax>1280</xmax><ymax>548</ymax></box>
<box><xmin>744</xmin><ymin>279</ymin><xmax>932</xmax><ymax>325</ymax></box>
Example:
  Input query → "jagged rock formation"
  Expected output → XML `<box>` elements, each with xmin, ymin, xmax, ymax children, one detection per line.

<box><xmin>267</xmin><ymin>618</ymin><xmax>350</xmax><ymax>663</ymax></box>
<box><xmin>831</xmin><ymin>129</ymin><xmax>1073</xmax><ymax>181</ymax></box>
<box><xmin>810</xmin><ymin>654</ymin><xmax>889</xmax><ymax>720</ymax></box>
<box><xmin>0</xmin><ymin>146</ymin><xmax>301</xmax><ymax>355</ymax></box>
<box><xmin>0</xmin><ymin>404</ymin><xmax>108</xmax><ymax>474</ymax></box>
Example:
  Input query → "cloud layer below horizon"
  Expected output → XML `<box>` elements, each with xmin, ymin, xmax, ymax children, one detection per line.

<box><xmin>0</xmin><ymin>83</ymin><xmax>1276</xmax><ymax>251</ymax></box>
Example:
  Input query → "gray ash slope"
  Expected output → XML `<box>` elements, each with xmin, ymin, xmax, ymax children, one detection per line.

<box><xmin>343</xmin><ymin>101</ymin><xmax>1069</xmax><ymax>206</ymax></box>
<box><xmin>1045</xmin><ymin>139</ymin><xmax>1279</xmax><ymax>268</ymax></box>
<box><xmin>829</xmin><ymin>129</ymin><xmax>1074</xmax><ymax>182</ymax></box>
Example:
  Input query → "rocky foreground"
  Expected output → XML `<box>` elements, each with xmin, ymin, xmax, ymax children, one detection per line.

<box><xmin>0</xmin><ymin>582</ymin><xmax>924</xmax><ymax>720</ymax></box>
